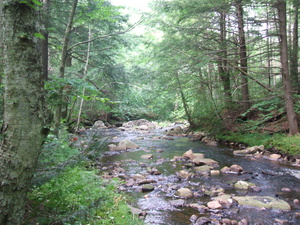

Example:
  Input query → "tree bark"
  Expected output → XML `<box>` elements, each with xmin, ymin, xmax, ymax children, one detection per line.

<box><xmin>290</xmin><ymin>0</ymin><xmax>299</xmax><ymax>92</ymax></box>
<box><xmin>235</xmin><ymin>0</ymin><xmax>251</xmax><ymax>112</ymax></box>
<box><xmin>276</xmin><ymin>0</ymin><xmax>299</xmax><ymax>135</ymax></box>
<box><xmin>175</xmin><ymin>71</ymin><xmax>196</xmax><ymax>128</ymax></box>
<box><xmin>54</xmin><ymin>0</ymin><xmax>78</xmax><ymax>129</ymax></box>
<box><xmin>0</xmin><ymin>1</ymin><xmax>50</xmax><ymax>224</ymax></box>
<box><xmin>76</xmin><ymin>26</ymin><xmax>92</xmax><ymax>132</ymax></box>
<box><xmin>218</xmin><ymin>11</ymin><xmax>232</xmax><ymax>109</ymax></box>
<box><xmin>41</xmin><ymin>0</ymin><xmax>50</xmax><ymax>80</ymax></box>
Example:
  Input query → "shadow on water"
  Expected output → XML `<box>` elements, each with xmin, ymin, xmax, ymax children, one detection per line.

<box><xmin>91</xmin><ymin>127</ymin><xmax>300</xmax><ymax>225</ymax></box>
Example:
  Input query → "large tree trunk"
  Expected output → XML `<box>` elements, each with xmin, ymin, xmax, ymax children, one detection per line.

<box><xmin>276</xmin><ymin>0</ymin><xmax>299</xmax><ymax>135</ymax></box>
<box><xmin>218</xmin><ymin>11</ymin><xmax>232</xmax><ymax>109</ymax></box>
<box><xmin>0</xmin><ymin>1</ymin><xmax>50</xmax><ymax>224</ymax></box>
<box><xmin>290</xmin><ymin>0</ymin><xmax>299</xmax><ymax>92</ymax></box>
<box><xmin>235</xmin><ymin>0</ymin><xmax>251</xmax><ymax>112</ymax></box>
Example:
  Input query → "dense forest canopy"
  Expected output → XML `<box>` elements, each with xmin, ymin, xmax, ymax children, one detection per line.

<box><xmin>0</xmin><ymin>0</ymin><xmax>299</xmax><ymax>224</ymax></box>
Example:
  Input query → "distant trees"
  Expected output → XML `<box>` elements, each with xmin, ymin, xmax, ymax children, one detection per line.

<box><xmin>147</xmin><ymin>0</ymin><xmax>300</xmax><ymax>133</ymax></box>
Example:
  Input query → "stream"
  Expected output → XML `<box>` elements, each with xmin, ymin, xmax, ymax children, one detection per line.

<box><xmin>84</xmin><ymin>122</ymin><xmax>300</xmax><ymax>225</ymax></box>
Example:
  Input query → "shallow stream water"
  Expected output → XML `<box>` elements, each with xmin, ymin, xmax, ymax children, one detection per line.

<box><xmin>89</xmin><ymin>127</ymin><xmax>300</xmax><ymax>225</ymax></box>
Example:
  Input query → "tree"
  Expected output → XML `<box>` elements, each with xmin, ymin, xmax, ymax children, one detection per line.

<box><xmin>0</xmin><ymin>1</ymin><xmax>50</xmax><ymax>224</ymax></box>
<box><xmin>275</xmin><ymin>0</ymin><xmax>299</xmax><ymax>135</ymax></box>
<box><xmin>235</xmin><ymin>0</ymin><xmax>251</xmax><ymax>112</ymax></box>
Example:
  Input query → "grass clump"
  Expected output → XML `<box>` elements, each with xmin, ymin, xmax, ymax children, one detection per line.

<box><xmin>27</xmin><ymin>166</ymin><xmax>143</xmax><ymax>225</ymax></box>
<box><xmin>269</xmin><ymin>135</ymin><xmax>300</xmax><ymax>156</ymax></box>
<box><xmin>217</xmin><ymin>131</ymin><xmax>300</xmax><ymax>156</ymax></box>
<box><xmin>216</xmin><ymin>132</ymin><xmax>273</xmax><ymax>147</ymax></box>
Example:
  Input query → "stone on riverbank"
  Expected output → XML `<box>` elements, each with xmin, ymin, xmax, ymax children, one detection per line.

<box><xmin>233</xmin><ymin>145</ymin><xmax>264</xmax><ymax>155</ymax></box>
<box><xmin>176</xmin><ymin>188</ymin><xmax>193</xmax><ymax>198</ymax></box>
<box><xmin>233</xmin><ymin>196</ymin><xmax>291</xmax><ymax>210</ymax></box>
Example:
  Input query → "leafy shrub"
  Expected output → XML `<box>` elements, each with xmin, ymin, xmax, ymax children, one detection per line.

<box><xmin>28</xmin><ymin>167</ymin><xmax>143</xmax><ymax>225</ymax></box>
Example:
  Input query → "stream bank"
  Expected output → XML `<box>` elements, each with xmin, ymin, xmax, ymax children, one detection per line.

<box><xmin>80</xmin><ymin>120</ymin><xmax>300</xmax><ymax>225</ymax></box>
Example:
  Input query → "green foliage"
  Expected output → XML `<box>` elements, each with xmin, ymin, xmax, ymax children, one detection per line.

<box><xmin>28</xmin><ymin>167</ymin><xmax>142</xmax><ymax>225</ymax></box>
<box><xmin>216</xmin><ymin>132</ymin><xmax>272</xmax><ymax>147</ymax></box>
<box><xmin>269</xmin><ymin>135</ymin><xmax>300</xmax><ymax>156</ymax></box>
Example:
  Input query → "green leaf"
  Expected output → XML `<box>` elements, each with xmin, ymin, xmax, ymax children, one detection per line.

<box><xmin>34</xmin><ymin>33</ymin><xmax>45</xmax><ymax>40</ymax></box>
<box><xmin>32</xmin><ymin>0</ymin><xmax>42</xmax><ymax>6</ymax></box>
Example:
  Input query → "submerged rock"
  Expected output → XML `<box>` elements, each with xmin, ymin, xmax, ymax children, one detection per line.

<box><xmin>141</xmin><ymin>154</ymin><xmax>153</xmax><ymax>159</ymax></box>
<box><xmin>233</xmin><ymin>196</ymin><xmax>291</xmax><ymax>210</ymax></box>
<box><xmin>193</xmin><ymin>158</ymin><xmax>218</xmax><ymax>167</ymax></box>
<box><xmin>109</xmin><ymin>139</ymin><xmax>139</xmax><ymax>150</ymax></box>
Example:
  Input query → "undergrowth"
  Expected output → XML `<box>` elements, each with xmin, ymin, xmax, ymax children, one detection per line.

<box><xmin>27</xmin><ymin>128</ymin><xmax>143</xmax><ymax>224</ymax></box>
<box><xmin>27</xmin><ymin>167</ymin><xmax>142</xmax><ymax>225</ymax></box>
<box><xmin>216</xmin><ymin>132</ymin><xmax>300</xmax><ymax>156</ymax></box>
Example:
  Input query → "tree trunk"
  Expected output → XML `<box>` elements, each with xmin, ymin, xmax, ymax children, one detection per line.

<box><xmin>276</xmin><ymin>0</ymin><xmax>299</xmax><ymax>135</ymax></box>
<box><xmin>218</xmin><ymin>11</ymin><xmax>232</xmax><ymax>109</ymax></box>
<box><xmin>235</xmin><ymin>0</ymin><xmax>251</xmax><ymax>112</ymax></box>
<box><xmin>42</xmin><ymin>0</ymin><xmax>50</xmax><ymax>80</ymax></box>
<box><xmin>0</xmin><ymin>1</ymin><xmax>50</xmax><ymax>224</ymax></box>
<box><xmin>76</xmin><ymin>26</ymin><xmax>92</xmax><ymax>132</ymax></box>
<box><xmin>55</xmin><ymin>0</ymin><xmax>78</xmax><ymax>129</ymax></box>
<box><xmin>290</xmin><ymin>0</ymin><xmax>299</xmax><ymax>92</ymax></box>
<box><xmin>175</xmin><ymin>71</ymin><xmax>196</xmax><ymax>128</ymax></box>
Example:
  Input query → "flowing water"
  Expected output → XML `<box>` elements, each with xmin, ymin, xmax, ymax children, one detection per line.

<box><xmin>88</xmin><ymin>126</ymin><xmax>300</xmax><ymax>225</ymax></box>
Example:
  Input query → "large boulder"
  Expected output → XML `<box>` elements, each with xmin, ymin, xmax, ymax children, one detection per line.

<box><xmin>117</xmin><ymin>139</ymin><xmax>139</xmax><ymax>150</ymax></box>
<box><xmin>233</xmin><ymin>196</ymin><xmax>291</xmax><ymax>210</ymax></box>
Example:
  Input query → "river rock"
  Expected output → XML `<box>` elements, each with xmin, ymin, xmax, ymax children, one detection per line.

<box><xmin>141</xmin><ymin>154</ymin><xmax>153</xmax><ymax>159</ymax></box>
<box><xmin>109</xmin><ymin>139</ymin><xmax>139</xmax><ymax>150</ymax></box>
<box><xmin>233</xmin><ymin>145</ymin><xmax>264</xmax><ymax>155</ymax></box>
<box><xmin>170</xmin><ymin>199</ymin><xmax>185</xmax><ymax>207</ymax></box>
<box><xmin>194</xmin><ymin>153</ymin><xmax>205</xmax><ymax>159</ymax></box>
<box><xmin>93</xmin><ymin>120</ymin><xmax>107</xmax><ymax>129</ymax></box>
<box><xmin>195</xmin><ymin>217</ymin><xmax>211</xmax><ymax>224</ymax></box>
<box><xmin>166</xmin><ymin>126</ymin><xmax>185</xmax><ymax>136</ymax></box>
<box><xmin>233</xmin><ymin>196</ymin><xmax>291</xmax><ymax>210</ymax></box>
<box><xmin>210</xmin><ymin>170</ymin><xmax>220</xmax><ymax>176</ymax></box>
<box><xmin>126</xmin><ymin>178</ymin><xmax>135</xmax><ymax>187</ymax></box>
<box><xmin>269</xmin><ymin>153</ymin><xmax>281</xmax><ymax>161</ymax></box>
<box><xmin>207</xmin><ymin>200</ymin><xmax>222</xmax><ymax>209</ymax></box>
<box><xmin>193</xmin><ymin>158</ymin><xmax>218</xmax><ymax>167</ymax></box>
<box><xmin>214</xmin><ymin>194</ymin><xmax>234</xmax><ymax>208</ymax></box>
<box><xmin>176</xmin><ymin>188</ymin><xmax>193</xmax><ymax>198</ymax></box>
<box><xmin>220</xmin><ymin>166</ymin><xmax>231</xmax><ymax>173</ymax></box>
<box><xmin>189</xmin><ymin>203</ymin><xmax>208</xmax><ymax>213</ymax></box>
<box><xmin>177</xmin><ymin>170</ymin><xmax>192</xmax><ymax>179</ymax></box>
<box><xmin>182</xmin><ymin>149</ymin><xmax>195</xmax><ymax>160</ymax></box>
<box><xmin>230</xmin><ymin>164</ymin><xmax>244</xmax><ymax>173</ymax></box>
<box><xmin>194</xmin><ymin>165</ymin><xmax>213</xmax><ymax>172</ymax></box>
<box><xmin>234</xmin><ymin>180</ymin><xmax>256</xmax><ymax>190</ymax></box>
<box><xmin>138</xmin><ymin>179</ymin><xmax>157</xmax><ymax>185</ymax></box>
<box><xmin>142</xmin><ymin>184</ymin><xmax>155</xmax><ymax>192</ymax></box>
<box><xmin>238</xmin><ymin>219</ymin><xmax>249</xmax><ymax>225</ymax></box>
